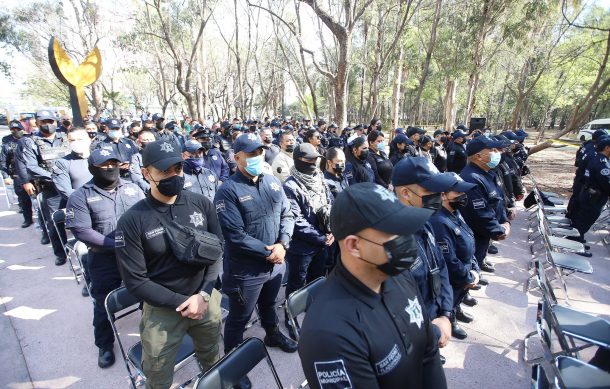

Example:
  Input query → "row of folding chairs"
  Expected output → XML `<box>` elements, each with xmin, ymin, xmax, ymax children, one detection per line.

<box><xmin>524</xmin><ymin>261</ymin><xmax>610</xmax><ymax>388</ymax></box>
<box><xmin>104</xmin><ymin>276</ymin><xmax>326</xmax><ymax>388</ymax></box>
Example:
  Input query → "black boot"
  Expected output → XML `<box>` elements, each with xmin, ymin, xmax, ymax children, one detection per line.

<box><xmin>480</xmin><ymin>261</ymin><xmax>495</xmax><ymax>273</ymax></box>
<box><xmin>21</xmin><ymin>219</ymin><xmax>33</xmax><ymax>228</ymax></box>
<box><xmin>81</xmin><ymin>285</ymin><xmax>90</xmax><ymax>297</ymax></box>
<box><xmin>455</xmin><ymin>307</ymin><xmax>474</xmax><ymax>323</ymax></box>
<box><xmin>98</xmin><ymin>347</ymin><xmax>115</xmax><ymax>368</ymax></box>
<box><xmin>478</xmin><ymin>277</ymin><xmax>489</xmax><ymax>286</ymax></box>
<box><xmin>264</xmin><ymin>326</ymin><xmax>298</xmax><ymax>353</ymax></box>
<box><xmin>284</xmin><ymin>317</ymin><xmax>299</xmax><ymax>341</ymax></box>
<box><xmin>452</xmin><ymin>322</ymin><xmax>468</xmax><ymax>340</ymax></box>
<box><xmin>487</xmin><ymin>244</ymin><xmax>498</xmax><ymax>255</ymax></box>
<box><xmin>462</xmin><ymin>293</ymin><xmax>478</xmax><ymax>307</ymax></box>
<box><xmin>40</xmin><ymin>236</ymin><xmax>50</xmax><ymax>245</ymax></box>
<box><xmin>55</xmin><ymin>256</ymin><xmax>66</xmax><ymax>266</ymax></box>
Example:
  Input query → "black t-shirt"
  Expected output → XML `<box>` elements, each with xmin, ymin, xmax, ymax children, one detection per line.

<box><xmin>298</xmin><ymin>261</ymin><xmax>446</xmax><ymax>389</ymax></box>
<box><xmin>115</xmin><ymin>190</ymin><xmax>223</xmax><ymax>309</ymax></box>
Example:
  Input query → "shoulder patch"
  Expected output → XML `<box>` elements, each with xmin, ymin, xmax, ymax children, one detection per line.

<box><xmin>215</xmin><ymin>200</ymin><xmax>226</xmax><ymax>213</ymax></box>
<box><xmin>375</xmin><ymin>344</ymin><xmax>402</xmax><ymax>376</ymax></box>
<box><xmin>114</xmin><ymin>230</ymin><xmax>126</xmax><ymax>248</ymax></box>
<box><xmin>601</xmin><ymin>168</ymin><xmax>609</xmax><ymax>176</ymax></box>
<box><xmin>438</xmin><ymin>240</ymin><xmax>449</xmax><ymax>254</ymax></box>
<box><xmin>314</xmin><ymin>359</ymin><xmax>353</xmax><ymax>389</ymax></box>
<box><xmin>472</xmin><ymin>199</ymin><xmax>485</xmax><ymax>209</ymax></box>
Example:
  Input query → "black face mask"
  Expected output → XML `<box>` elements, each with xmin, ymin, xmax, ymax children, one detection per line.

<box><xmin>285</xmin><ymin>145</ymin><xmax>295</xmax><ymax>153</ymax></box>
<box><xmin>440</xmin><ymin>136</ymin><xmax>448</xmax><ymax>144</ymax></box>
<box><xmin>201</xmin><ymin>141</ymin><xmax>213</xmax><ymax>149</ymax></box>
<box><xmin>294</xmin><ymin>159</ymin><xmax>317</xmax><ymax>175</ymax></box>
<box><xmin>62</xmin><ymin>120</ymin><xmax>71</xmax><ymax>127</ymax></box>
<box><xmin>40</xmin><ymin>124</ymin><xmax>57</xmax><ymax>134</ymax></box>
<box><xmin>448</xmin><ymin>193</ymin><xmax>468</xmax><ymax>210</ymax></box>
<box><xmin>358</xmin><ymin>149</ymin><xmax>369</xmax><ymax>161</ymax></box>
<box><xmin>155</xmin><ymin>122</ymin><xmax>164</xmax><ymax>130</ymax></box>
<box><xmin>334</xmin><ymin>163</ymin><xmax>345</xmax><ymax>173</ymax></box>
<box><xmin>358</xmin><ymin>234</ymin><xmax>419</xmax><ymax>276</ymax></box>
<box><xmin>12</xmin><ymin>130</ymin><xmax>24</xmax><ymax>139</ymax></box>
<box><xmin>89</xmin><ymin>166</ymin><xmax>120</xmax><ymax>189</ymax></box>
<box><xmin>422</xmin><ymin>192</ymin><xmax>443</xmax><ymax>212</ymax></box>
<box><xmin>150</xmin><ymin>173</ymin><xmax>184</xmax><ymax>197</ymax></box>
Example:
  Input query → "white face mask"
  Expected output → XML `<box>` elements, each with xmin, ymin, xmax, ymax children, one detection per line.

<box><xmin>70</xmin><ymin>140</ymin><xmax>90</xmax><ymax>155</ymax></box>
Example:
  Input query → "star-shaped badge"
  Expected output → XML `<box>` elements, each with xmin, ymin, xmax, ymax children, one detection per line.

<box><xmin>123</xmin><ymin>187</ymin><xmax>137</xmax><ymax>196</ymax></box>
<box><xmin>99</xmin><ymin>149</ymin><xmax>111</xmax><ymax>156</ymax></box>
<box><xmin>160</xmin><ymin>142</ymin><xmax>174</xmax><ymax>153</ymax></box>
<box><xmin>189</xmin><ymin>212</ymin><xmax>204</xmax><ymax>227</ymax></box>
<box><xmin>405</xmin><ymin>298</ymin><xmax>423</xmax><ymax>329</ymax></box>
<box><xmin>270</xmin><ymin>182</ymin><xmax>280</xmax><ymax>192</ymax></box>
<box><xmin>373</xmin><ymin>186</ymin><xmax>396</xmax><ymax>202</ymax></box>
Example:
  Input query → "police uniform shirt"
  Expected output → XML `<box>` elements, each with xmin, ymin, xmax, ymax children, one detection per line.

<box><xmin>182</xmin><ymin>162</ymin><xmax>218</xmax><ymax>202</ymax></box>
<box><xmin>129</xmin><ymin>152</ymin><xmax>150</xmax><ymax>192</ymax></box>
<box><xmin>115</xmin><ymin>190</ymin><xmax>223</xmax><ymax>309</ymax></box>
<box><xmin>368</xmin><ymin>150</ymin><xmax>394</xmax><ymax>188</ymax></box>
<box><xmin>584</xmin><ymin>153</ymin><xmax>610</xmax><ymax>196</ymax></box>
<box><xmin>344</xmin><ymin>159</ymin><xmax>375</xmax><ymax>185</ymax></box>
<box><xmin>264</xmin><ymin>143</ymin><xmax>281</xmax><ymax>165</ymax></box>
<box><xmin>203</xmin><ymin>148</ymin><xmax>230</xmax><ymax>182</ymax></box>
<box><xmin>298</xmin><ymin>261</ymin><xmax>446</xmax><ymax>389</ymax></box>
<box><xmin>0</xmin><ymin>134</ymin><xmax>20</xmax><ymax>179</ymax></box>
<box><xmin>213</xmin><ymin>171</ymin><xmax>294</xmax><ymax>264</ymax></box>
<box><xmin>459</xmin><ymin>163</ymin><xmax>508</xmax><ymax>239</ymax></box>
<box><xmin>18</xmin><ymin>133</ymin><xmax>69</xmax><ymax>182</ymax></box>
<box><xmin>66</xmin><ymin>179</ymin><xmax>144</xmax><ymax>256</ymax></box>
<box><xmin>409</xmin><ymin>224</ymin><xmax>453</xmax><ymax>319</ymax></box>
<box><xmin>429</xmin><ymin>207</ymin><xmax>478</xmax><ymax>288</ymax></box>
<box><xmin>52</xmin><ymin>153</ymin><xmax>93</xmax><ymax>199</ymax></box>
<box><xmin>447</xmin><ymin>142</ymin><xmax>467</xmax><ymax>173</ymax></box>
<box><xmin>323</xmin><ymin>170</ymin><xmax>349</xmax><ymax>199</ymax></box>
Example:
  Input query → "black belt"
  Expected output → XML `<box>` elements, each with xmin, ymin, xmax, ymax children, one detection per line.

<box><xmin>89</xmin><ymin>247</ymin><xmax>115</xmax><ymax>254</ymax></box>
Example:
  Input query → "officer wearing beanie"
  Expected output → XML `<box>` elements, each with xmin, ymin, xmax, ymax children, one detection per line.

<box><xmin>65</xmin><ymin>148</ymin><xmax>145</xmax><ymax>368</ymax></box>
<box><xmin>298</xmin><ymin>183</ymin><xmax>446</xmax><ymax>389</ymax></box>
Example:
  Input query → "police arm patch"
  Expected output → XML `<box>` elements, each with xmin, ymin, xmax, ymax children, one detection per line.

<box><xmin>314</xmin><ymin>359</ymin><xmax>353</xmax><ymax>389</ymax></box>
<box><xmin>472</xmin><ymin>199</ymin><xmax>485</xmax><ymax>209</ymax></box>
<box><xmin>215</xmin><ymin>200</ymin><xmax>226</xmax><ymax>213</ymax></box>
<box><xmin>114</xmin><ymin>230</ymin><xmax>126</xmax><ymax>248</ymax></box>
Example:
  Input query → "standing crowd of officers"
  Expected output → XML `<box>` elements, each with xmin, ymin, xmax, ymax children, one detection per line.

<box><xmin>1</xmin><ymin>110</ymin><xmax>538</xmax><ymax>389</ymax></box>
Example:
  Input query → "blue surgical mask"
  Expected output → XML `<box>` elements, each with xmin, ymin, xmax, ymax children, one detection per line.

<box><xmin>187</xmin><ymin>158</ymin><xmax>203</xmax><ymax>170</ymax></box>
<box><xmin>377</xmin><ymin>142</ymin><xmax>386</xmax><ymax>151</ymax></box>
<box><xmin>486</xmin><ymin>152</ymin><xmax>501</xmax><ymax>169</ymax></box>
<box><xmin>108</xmin><ymin>130</ymin><xmax>122</xmax><ymax>139</ymax></box>
<box><xmin>245</xmin><ymin>155</ymin><xmax>264</xmax><ymax>176</ymax></box>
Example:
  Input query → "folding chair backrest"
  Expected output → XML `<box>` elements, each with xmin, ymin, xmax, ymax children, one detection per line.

<box><xmin>537</xmin><ymin>296</ymin><xmax>572</xmax><ymax>357</ymax></box>
<box><xmin>52</xmin><ymin>208</ymin><xmax>66</xmax><ymax>224</ymax></box>
<box><xmin>105</xmin><ymin>286</ymin><xmax>141</xmax><ymax>321</ymax></box>
<box><xmin>286</xmin><ymin>277</ymin><xmax>326</xmax><ymax>322</ymax></box>
<box><xmin>195</xmin><ymin>337</ymin><xmax>282</xmax><ymax>389</ymax></box>
<box><xmin>535</xmin><ymin>260</ymin><xmax>558</xmax><ymax>305</ymax></box>
<box><xmin>531</xmin><ymin>363</ymin><xmax>551</xmax><ymax>389</ymax></box>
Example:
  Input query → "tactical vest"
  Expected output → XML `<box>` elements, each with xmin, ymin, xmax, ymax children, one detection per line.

<box><xmin>3</xmin><ymin>139</ymin><xmax>18</xmax><ymax>175</ymax></box>
<box><xmin>33</xmin><ymin>135</ymin><xmax>70</xmax><ymax>172</ymax></box>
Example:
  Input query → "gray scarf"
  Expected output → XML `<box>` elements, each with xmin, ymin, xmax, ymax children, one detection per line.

<box><xmin>290</xmin><ymin>166</ymin><xmax>327</xmax><ymax>211</ymax></box>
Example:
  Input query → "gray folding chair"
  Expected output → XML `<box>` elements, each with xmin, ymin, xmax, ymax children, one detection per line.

<box><xmin>285</xmin><ymin>277</ymin><xmax>326</xmax><ymax>341</ymax></box>
<box><xmin>105</xmin><ymin>287</ymin><xmax>198</xmax><ymax>389</ymax></box>
<box><xmin>51</xmin><ymin>209</ymin><xmax>81</xmax><ymax>283</ymax></box>
<box><xmin>194</xmin><ymin>337</ymin><xmax>282</xmax><ymax>389</ymax></box>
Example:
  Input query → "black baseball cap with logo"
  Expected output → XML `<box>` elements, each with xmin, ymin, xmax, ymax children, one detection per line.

<box><xmin>142</xmin><ymin>140</ymin><xmax>182</xmax><ymax>170</ymax></box>
<box><xmin>330</xmin><ymin>182</ymin><xmax>433</xmax><ymax>241</ymax></box>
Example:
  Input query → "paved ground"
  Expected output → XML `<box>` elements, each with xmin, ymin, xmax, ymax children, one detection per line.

<box><xmin>0</xmin><ymin>158</ymin><xmax>608</xmax><ymax>388</ymax></box>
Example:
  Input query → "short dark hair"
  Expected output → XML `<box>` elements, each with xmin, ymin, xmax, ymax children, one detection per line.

<box><xmin>367</xmin><ymin>129</ymin><xmax>383</xmax><ymax>144</ymax></box>
<box><xmin>320</xmin><ymin>147</ymin><xmax>342</xmax><ymax>175</ymax></box>
<box><xmin>305</xmin><ymin>129</ymin><xmax>320</xmax><ymax>142</ymax></box>
<box><xmin>130</xmin><ymin>121</ymin><xmax>141</xmax><ymax>128</ymax></box>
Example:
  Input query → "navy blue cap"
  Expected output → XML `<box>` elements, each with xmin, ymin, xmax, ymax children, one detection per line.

<box><xmin>395</xmin><ymin>127</ymin><xmax>405</xmax><ymax>134</ymax></box>
<box><xmin>164</xmin><ymin>121</ymin><xmax>177</xmax><ymax>129</ymax></box>
<box><xmin>407</xmin><ymin>127</ymin><xmax>426</xmax><ymax>137</ymax></box>
<box><xmin>142</xmin><ymin>140</ymin><xmax>182</xmax><ymax>170</ymax></box>
<box><xmin>515</xmin><ymin>129</ymin><xmax>529</xmax><ymax>138</ymax></box>
<box><xmin>597</xmin><ymin>136</ymin><xmax>610</xmax><ymax>150</ymax></box>
<box><xmin>392</xmin><ymin>134</ymin><xmax>409</xmax><ymax>144</ymax></box>
<box><xmin>270</xmin><ymin>120</ymin><xmax>280</xmax><ymax>127</ymax></box>
<box><xmin>9</xmin><ymin>120</ymin><xmax>25</xmax><ymax>131</ymax></box>
<box><xmin>466</xmin><ymin>136</ymin><xmax>504</xmax><ymax>156</ymax></box>
<box><xmin>233</xmin><ymin>133</ymin><xmax>267</xmax><ymax>154</ymax></box>
<box><xmin>593</xmin><ymin>129</ymin><xmax>609</xmax><ymax>141</ymax></box>
<box><xmin>452</xmin><ymin>130</ymin><xmax>468</xmax><ymax>139</ymax></box>
<box><xmin>493</xmin><ymin>135</ymin><xmax>513</xmax><ymax>149</ymax></box>
<box><xmin>293</xmin><ymin>143</ymin><xmax>321</xmax><ymax>160</ymax></box>
<box><xmin>195</xmin><ymin>128</ymin><xmax>212</xmax><ymax>138</ymax></box>
<box><xmin>152</xmin><ymin>113</ymin><xmax>164</xmax><ymax>121</ymax></box>
<box><xmin>36</xmin><ymin>110</ymin><xmax>55</xmax><ymax>121</ymax></box>
<box><xmin>433</xmin><ymin>129</ymin><xmax>443</xmax><ymax>137</ymax></box>
<box><xmin>392</xmin><ymin>156</ymin><xmax>457</xmax><ymax>192</ymax></box>
<box><xmin>445</xmin><ymin>172</ymin><xmax>476</xmax><ymax>192</ymax></box>
<box><xmin>183</xmin><ymin>140</ymin><xmax>204</xmax><ymax>153</ymax></box>
<box><xmin>88</xmin><ymin>147</ymin><xmax>120</xmax><ymax>166</ymax></box>
<box><xmin>330</xmin><ymin>182</ymin><xmax>433</xmax><ymax>241</ymax></box>
<box><xmin>501</xmin><ymin>131</ymin><xmax>524</xmax><ymax>142</ymax></box>
<box><xmin>283</xmin><ymin>124</ymin><xmax>294</xmax><ymax>131</ymax></box>
<box><xmin>328</xmin><ymin>123</ymin><xmax>338</xmax><ymax>129</ymax></box>
<box><xmin>106</xmin><ymin>119</ymin><xmax>121</xmax><ymax>129</ymax></box>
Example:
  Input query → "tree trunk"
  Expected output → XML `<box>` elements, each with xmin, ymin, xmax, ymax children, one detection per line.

<box><xmin>391</xmin><ymin>46</ymin><xmax>405</xmax><ymax>130</ymax></box>
<box><xmin>410</xmin><ymin>0</ymin><xmax>442</xmax><ymax>122</ymax></box>
<box><xmin>334</xmin><ymin>37</ymin><xmax>351</xmax><ymax>128</ymax></box>
<box><xmin>443</xmin><ymin>79</ymin><xmax>458</xmax><ymax>131</ymax></box>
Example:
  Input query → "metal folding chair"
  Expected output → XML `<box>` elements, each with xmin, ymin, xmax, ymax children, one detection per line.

<box><xmin>51</xmin><ymin>209</ymin><xmax>81</xmax><ymax>283</ymax></box>
<box><xmin>285</xmin><ymin>277</ymin><xmax>326</xmax><ymax>342</ymax></box>
<box><xmin>105</xmin><ymin>287</ymin><xmax>198</xmax><ymax>389</ymax></box>
<box><xmin>193</xmin><ymin>337</ymin><xmax>282</xmax><ymax>389</ymax></box>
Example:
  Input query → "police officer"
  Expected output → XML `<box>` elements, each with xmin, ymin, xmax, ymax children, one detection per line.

<box><xmin>65</xmin><ymin>148</ymin><xmax>145</xmax><ymax>368</ymax></box>
<box><xmin>428</xmin><ymin>173</ymin><xmax>480</xmax><ymax>340</ymax></box>
<box><xmin>459</xmin><ymin>136</ymin><xmax>510</xmax><ymax>274</ymax></box>
<box><xmin>17</xmin><ymin>109</ymin><xmax>70</xmax><ymax>265</ymax></box>
<box><xmin>500</xmin><ymin>132</ymin><xmax>525</xmax><ymax>202</ymax></box>
<box><xmin>566</xmin><ymin>129</ymin><xmax>608</xmax><ymax>220</ymax></box>
<box><xmin>447</xmin><ymin>130</ymin><xmax>468</xmax><ymax>173</ymax></box>
<box><xmin>271</xmin><ymin>131</ymin><xmax>295</xmax><ymax>183</ymax></box>
<box><xmin>1</xmin><ymin>121</ymin><xmax>33</xmax><ymax>227</ymax></box>
<box><xmin>432</xmin><ymin>129</ymin><xmax>448</xmax><ymax>172</ymax></box>
<box><xmin>52</xmin><ymin>128</ymin><xmax>93</xmax><ymax>201</ymax></box>
<box><xmin>261</xmin><ymin>128</ymin><xmax>280</xmax><ymax>164</ymax></box>
<box><xmin>182</xmin><ymin>140</ymin><xmax>219</xmax><ymax>201</ymax></box>
<box><xmin>392</xmin><ymin>157</ymin><xmax>454</xmax><ymax>355</ymax></box>
<box><xmin>345</xmin><ymin>136</ymin><xmax>374</xmax><ymax>185</ymax></box>
<box><xmin>321</xmin><ymin>147</ymin><xmax>349</xmax><ymax>198</ymax></box>
<box><xmin>195</xmin><ymin>129</ymin><xmax>230</xmax><ymax>182</ymax></box>
<box><xmin>282</xmin><ymin>143</ymin><xmax>334</xmax><ymax>338</ymax></box>
<box><xmin>127</xmin><ymin>121</ymin><xmax>141</xmax><ymax>141</ymax></box>
<box><xmin>96</xmin><ymin>119</ymin><xmax>139</xmax><ymax>181</ymax></box>
<box><xmin>570</xmin><ymin>136</ymin><xmax>610</xmax><ymax>242</ymax></box>
<box><xmin>406</xmin><ymin>127</ymin><xmax>426</xmax><ymax>156</ymax></box>
<box><xmin>388</xmin><ymin>134</ymin><xmax>411</xmax><ymax>165</ymax></box>
<box><xmin>116</xmin><ymin>140</ymin><xmax>223</xmax><ymax>387</ymax></box>
<box><xmin>298</xmin><ymin>183</ymin><xmax>446</xmax><ymax>389</ymax></box>
<box><xmin>129</xmin><ymin>129</ymin><xmax>156</xmax><ymax>192</ymax></box>
<box><xmin>367</xmin><ymin>130</ymin><xmax>393</xmax><ymax>188</ymax></box>
<box><xmin>513</xmin><ymin>129</ymin><xmax>530</xmax><ymax>172</ymax></box>
<box><xmin>84</xmin><ymin>121</ymin><xmax>104</xmax><ymax>149</ymax></box>
<box><xmin>214</xmin><ymin>133</ymin><xmax>297</xmax><ymax>388</ymax></box>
